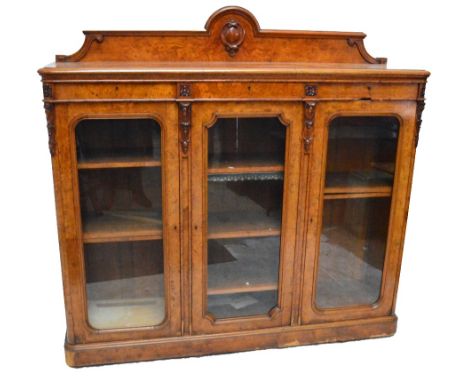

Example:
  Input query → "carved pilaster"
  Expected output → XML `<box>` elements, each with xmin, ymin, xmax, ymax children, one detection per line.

<box><xmin>179</xmin><ymin>102</ymin><xmax>192</xmax><ymax>155</ymax></box>
<box><xmin>44</xmin><ymin>102</ymin><xmax>56</xmax><ymax>156</ymax></box>
<box><xmin>303</xmin><ymin>101</ymin><xmax>316</xmax><ymax>153</ymax></box>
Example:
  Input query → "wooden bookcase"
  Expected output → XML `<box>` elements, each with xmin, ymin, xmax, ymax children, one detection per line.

<box><xmin>38</xmin><ymin>7</ymin><xmax>429</xmax><ymax>367</ymax></box>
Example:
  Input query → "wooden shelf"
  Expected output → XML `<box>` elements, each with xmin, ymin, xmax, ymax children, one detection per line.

<box><xmin>208</xmin><ymin>158</ymin><xmax>284</xmax><ymax>175</ymax></box>
<box><xmin>78</xmin><ymin>156</ymin><xmax>161</xmax><ymax>170</ymax></box>
<box><xmin>208</xmin><ymin>283</ymin><xmax>277</xmax><ymax>295</ymax></box>
<box><xmin>324</xmin><ymin>190</ymin><xmax>391</xmax><ymax>199</ymax></box>
<box><xmin>82</xmin><ymin>210</ymin><xmax>280</xmax><ymax>243</ymax></box>
<box><xmin>82</xmin><ymin>209</ymin><xmax>281</xmax><ymax>243</ymax></box>
<box><xmin>82</xmin><ymin>210</ymin><xmax>162</xmax><ymax>243</ymax></box>
<box><xmin>207</xmin><ymin>236</ymin><xmax>280</xmax><ymax>296</ymax></box>
<box><xmin>208</xmin><ymin>210</ymin><xmax>281</xmax><ymax>239</ymax></box>
<box><xmin>324</xmin><ymin>170</ymin><xmax>393</xmax><ymax>199</ymax></box>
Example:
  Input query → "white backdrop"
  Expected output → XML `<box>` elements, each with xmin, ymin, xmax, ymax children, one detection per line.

<box><xmin>1</xmin><ymin>0</ymin><xmax>466</xmax><ymax>379</ymax></box>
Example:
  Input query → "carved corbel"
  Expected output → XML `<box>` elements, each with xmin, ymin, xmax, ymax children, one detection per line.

<box><xmin>44</xmin><ymin>102</ymin><xmax>56</xmax><ymax>156</ymax></box>
<box><xmin>303</xmin><ymin>101</ymin><xmax>316</xmax><ymax>153</ymax></box>
<box><xmin>42</xmin><ymin>82</ymin><xmax>56</xmax><ymax>156</ymax></box>
<box><xmin>415</xmin><ymin>83</ymin><xmax>426</xmax><ymax>148</ymax></box>
<box><xmin>43</xmin><ymin>83</ymin><xmax>52</xmax><ymax>98</ymax></box>
<box><xmin>178</xmin><ymin>83</ymin><xmax>192</xmax><ymax>156</ymax></box>
<box><xmin>415</xmin><ymin>100</ymin><xmax>425</xmax><ymax>148</ymax></box>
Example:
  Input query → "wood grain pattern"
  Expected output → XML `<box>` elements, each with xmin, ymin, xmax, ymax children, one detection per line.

<box><xmin>39</xmin><ymin>62</ymin><xmax>428</xmax><ymax>83</ymax></box>
<box><xmin>65</xmin><ymin>315</ymin><xmax>397</xmax><ymax>367</ymax></box>
<box><xmin>52</xmin><ymin>6</ymin><xmax>382</xmax><ymax>65</ymax></box>
<box><xmin>77</xmin><ymin>157</ymin><xmax>161</xmax><ymax>169</ymax></box>
<box><xmin>38</xmin><ymin>6</ymin><xmax>429</xmax><ymax>367</ymax></box>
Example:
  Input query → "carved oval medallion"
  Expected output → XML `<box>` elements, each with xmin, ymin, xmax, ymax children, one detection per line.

<box><xmin>220</xmin><ymin>20</ymin><xmax>245</xmax><ymax>57</ymax></box>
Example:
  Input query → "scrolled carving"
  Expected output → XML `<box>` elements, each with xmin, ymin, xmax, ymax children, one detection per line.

<box><xmin>56</xmin><ymin>33</ymin><xmax>104</xmax><ymax>62</ymax></box>
<box><xmin>179</xmin><ymin>102</ymin><xmax>192</xmax><ymax>155</ymax></box>
<box><xmin>220</xmin><ymin>20</ymin><xmax>245</xmax><ymax>57</ymax></box>
<box><xmin>44</xmin><ymin>102</ymin><xmax>56</xmax><ymax>156</ymax></box>
<box><xmin>303</xmin><ymin>101</ymin><xmax>316</xmax><ymax>153</ymax></box>
<box><xmin>347</xmin><ymin>37</ymin><xmax>387</xmax><ymax>65</ymax></box>
<box><xmin>346</xmin><ymin>38</ymin><xmax>359</xmax><ymax>48</ymax></box>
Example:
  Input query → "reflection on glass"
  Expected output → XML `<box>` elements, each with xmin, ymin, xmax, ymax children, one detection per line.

<box><xmin>78</xmin><ymin>168</ymin><xmax>162</xmax><ymax>242</ymax></box>
<box><xmin>76</xmin><ymin>119</ymin><xmax>165</xmax><ymax>329</ymax></box>
<box><xmin>325</xmin><ymin>117</ymin><xmax>399</xmax><ymax>193</ymax></box>
<box><xmin>207</xmin><ymin>117</ymin><xmax>285</xmax><ymax>319</ymax></box>
<box><xmin>84</xmin><ymin>241</ymin><xmax>164</xmax><ymax>329</ymax></box>
<box><xmin>316</xmin><ymin>117</ymin><xmax>399</xmax><ymax>308</ymax></box>
<box><xmin>76</xmin><ymin>119</ymin><xmax>160</xmax><ymax>163</ymax></box>
<box><xmin>207</xmin><ymin>237</ymin><xmax>280</xmax><ymax>318</ymax></box>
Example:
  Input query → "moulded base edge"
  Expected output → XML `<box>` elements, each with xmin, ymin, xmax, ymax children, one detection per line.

<box><xmin>65</xmin><ymin>315</ymin><xmax>397</xmax><ymax>367</ymax></box>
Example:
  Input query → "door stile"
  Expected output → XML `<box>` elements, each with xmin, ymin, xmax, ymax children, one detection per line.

<box><xmin>177</xmin><ymin>86</ymin><xmax>193</xmax><ymax>336</ymax></box>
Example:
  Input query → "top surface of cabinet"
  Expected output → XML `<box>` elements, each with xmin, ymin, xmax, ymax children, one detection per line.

<box><xmin>38</xmin><ymin>6</ymin><xmax>429</xmax><ymax>82</ymax></box>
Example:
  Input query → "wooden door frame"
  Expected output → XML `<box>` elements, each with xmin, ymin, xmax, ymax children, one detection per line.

<box><xmin>189</xmin><ymin>101</ymin><xmax>303</xmax><ymax>334</ymax></box>
<box><xmin>54</xmin><ymin>101</ymin><xmax>181</xmax><ymax>344</ymax></box>
<box><xmin>300</xmin><ymin>100</ymin><xmax>418</xmax><ymax>324</ymax></box>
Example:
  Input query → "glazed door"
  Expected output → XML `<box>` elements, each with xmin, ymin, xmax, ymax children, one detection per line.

<box><xmin>301</xmin><ymin>101</ymin><xmax>418</xmax><ymax>323</ymax></box>
<box><xmin>63</xmin><ymin>102</ymin><xmax>181</xmax><ymax>343</ymax></box>
<box><xmin>190</xmin><ymin>102</ymin><xmax>302</xmax><ymax>333</ymax></box>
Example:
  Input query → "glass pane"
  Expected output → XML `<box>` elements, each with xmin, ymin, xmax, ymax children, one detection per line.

<box><xmin>76</xmin><ymin>119</ymin><xmax>160</xmax><ymax>164</ymax></box>
<box><xmin>207</xmin><ymin>237</ymin><xmax>280</xmax><ymax>317</ymax></box>
<box><xmin>76</xmin><ymin>119</ymin><xmax>165</xmax><ymax>329</ymax></box>
<box><xmin>207</xmin><ymin>117</ymin><xmax>286</xmax><ymax>319</ymax></box>
<box><xmin>325</xmin><ymin>117</ymin><xmax>399</xmax><ymax>192</ymax></box>
<box><xmin>84</xmin><ymin>241</ymin><xmax>164</xmax><ymax>329</ymax></box>
<box><xmin>316</xmin><ymin>116</ymin><xmax>399</xmax><ymax>308</ymax></box>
